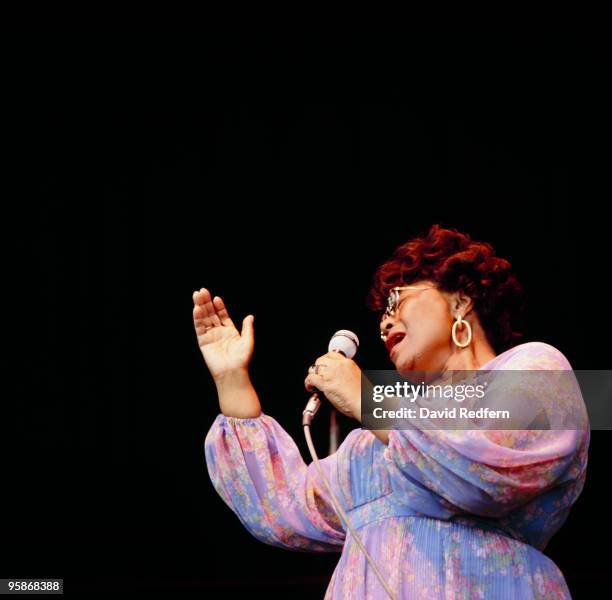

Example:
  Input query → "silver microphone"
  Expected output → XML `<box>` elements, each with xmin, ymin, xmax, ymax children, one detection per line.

<box><xmin>302</xmin><ymin>330</ymin><xmax>359</xmax><ymax>427</ymax></box>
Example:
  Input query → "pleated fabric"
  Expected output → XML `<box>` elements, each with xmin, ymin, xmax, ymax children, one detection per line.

<box><xmin>204</xmin><ymin>342</ymin><xmax>589</xmax><ymax>599</ymax></box>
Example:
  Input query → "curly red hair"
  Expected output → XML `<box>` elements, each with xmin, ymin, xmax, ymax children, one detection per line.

<box><xmin>367</xmin><ymin>224</ymin><xmax>525</xmax><ymax>353</ymax></box>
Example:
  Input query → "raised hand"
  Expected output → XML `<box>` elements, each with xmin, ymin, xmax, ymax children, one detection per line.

<box><xmin>193</xmin><ymin>288</ymin><xmax>255</xmax><ymax>382</ymax></box>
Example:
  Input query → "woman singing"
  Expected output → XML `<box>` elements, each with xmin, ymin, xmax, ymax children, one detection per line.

<box><xmin>196</xmin><ymin>224</ymin><xmax>589</xmax><ymax>599</ymax></box>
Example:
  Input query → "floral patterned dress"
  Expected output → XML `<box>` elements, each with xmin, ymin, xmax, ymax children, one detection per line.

<box><xmin>204</xmin><ymin>342</ymin><xmax>590</xmax><ymax>599</ymax></box>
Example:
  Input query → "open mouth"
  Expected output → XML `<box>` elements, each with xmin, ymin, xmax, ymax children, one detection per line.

<box><xmin>386</xmin><ymin>332</ymin><xmax>406</xmax><ymax>355</ymax></box>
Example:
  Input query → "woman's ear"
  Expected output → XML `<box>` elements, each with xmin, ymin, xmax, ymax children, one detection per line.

<box><xmin>450</xmin><ymin>291</ymin><xmax>474</xmax><ymax>317</ymax></box>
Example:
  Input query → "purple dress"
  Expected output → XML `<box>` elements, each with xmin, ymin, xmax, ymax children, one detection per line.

<box><xmin>204</xmin><ymin>342</ymin><xmax>590</xmax><ymax>599</ymax></box>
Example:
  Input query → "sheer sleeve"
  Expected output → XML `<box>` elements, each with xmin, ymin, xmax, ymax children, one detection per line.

<box><xmin>204</xmin><ymin>411</ymin><xmax>346</xmax><ymax>552</ymax></box>
<box><xmin>382</xmin><ymin>343</ymin><xmax>590</xmax><ymax>521</ymax></box>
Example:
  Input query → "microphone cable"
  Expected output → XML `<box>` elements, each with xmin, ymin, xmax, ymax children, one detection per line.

<box><xmin>302</xmin><ymin>404</ymin><xmax>397</xmax><ymax>600</ymax></box>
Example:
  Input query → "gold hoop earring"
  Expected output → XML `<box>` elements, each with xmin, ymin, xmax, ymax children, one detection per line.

<box><xmin>452</xmin><ymin>314</ymin><xmax>472</xmax><ymax>348</ymax></box>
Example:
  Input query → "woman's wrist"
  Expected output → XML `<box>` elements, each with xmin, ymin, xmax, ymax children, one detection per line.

<box><xmin>215</xmin><ymin>368</ymin><xmax>262</xmax><ymax>419</ymax></box>
<box><xmin>214</xmin><ymin>368</ymin><xmax>251</xmax><ymax>390</ymax></box>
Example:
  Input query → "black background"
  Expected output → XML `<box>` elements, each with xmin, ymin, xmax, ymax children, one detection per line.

<box><xmin>5</xmin><ymin>34</ymin><xmax>610</xmax><ymax>597</ymax></box>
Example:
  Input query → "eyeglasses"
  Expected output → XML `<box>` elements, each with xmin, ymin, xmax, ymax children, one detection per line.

<box><xmin>380</xmin><ymin>286</ymin><xmax>434</xmax><ymax>342</ymax></box>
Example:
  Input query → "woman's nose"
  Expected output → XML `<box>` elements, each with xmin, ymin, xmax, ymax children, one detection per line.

<box><xmin>380</xmin><ymin>315</ymin><xmax>394</xmax><ymax>336</ymax></box>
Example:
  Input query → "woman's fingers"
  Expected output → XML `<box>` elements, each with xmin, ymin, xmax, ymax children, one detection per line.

<box><xmin>193</xmin><ymin>290</ymin><xmax>209</xmax><ymax>335</ymax></box>
<box><xmin>196</xmin><ymin>288</ymin><xmax>222</xmax><ymax>328</ymax></box>
<box><xmin>304</xmin><ymin>372</ymin><xmax>324</xmax><ymax>393</ymax></box>
<box><xmin>193</xmin><ymin>288</ymin><xmax>218</xmax><ymax>338</ymax></box>
<box><xmin>212</xmin><ymin>295</ymin><xmax>234</xmax><ymax>328</ymax></box>
<box><xmin>193</xmin><ymin>288</ymin><xmax>239</xmax><ymax>341</ymax></box>
<box><xmin>193</xmin><ymin>289</ymin><xmax>210</xmax><ymax>332</ymax></box>
<box><xmin>202</xmin><ymin>289</ymin><xmax>222</xmax><ymax>328</ymax></box>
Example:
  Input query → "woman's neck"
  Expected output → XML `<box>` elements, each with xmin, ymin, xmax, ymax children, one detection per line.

<box><xmin>444</xmin><ymin>334</ymin><xmax>497</xmax><ymax>371</ymax></box>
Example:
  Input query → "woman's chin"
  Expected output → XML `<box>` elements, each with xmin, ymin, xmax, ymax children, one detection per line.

<box><xmin>392</xmin><ymin>350</ymin><xmax>413</xmax><ymax>372</ymax></box>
